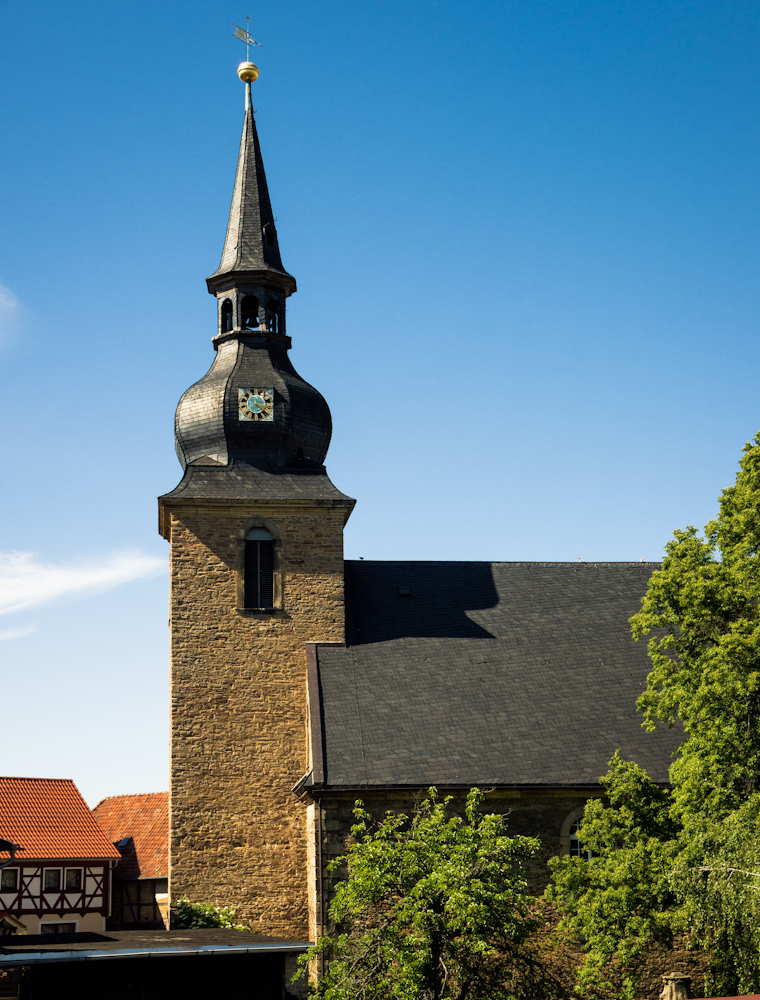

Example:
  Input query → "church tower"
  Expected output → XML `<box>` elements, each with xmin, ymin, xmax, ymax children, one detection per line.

<box><xmin>158</xmin><ymin>61</ymin><xmax>354</xmax><ymax>938</ymax></box>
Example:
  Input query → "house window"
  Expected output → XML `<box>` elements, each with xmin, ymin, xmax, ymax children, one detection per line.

<box><xmin>221</xmin><ymin>298</ymin><xmax>233</xmax><ymax>333</ymax></box>
<box><xmin>241</xmin><ymin>295</ymin><xmax>259</xmax><ymax>330</ymax></box>
<box><xmin>114</xmin><ymin>878</ymin><xmax>169</xmax><ymax>929</ymax></box>
<box><xmin>65</xmin><ymin>868</ymin><xmax>83</xmax><ymax>890</ymax></box>
<box><xmin>43</xmin><ymin>868</ymin><xmax>62</xmax><ymax>891</ymax></box>
<box><xmin>244</xmin><ymin>527</ymin><xmax>274</xmax><ymax>609</ymax></box>
<box><xmin>1</xmin><ymin>868</ymin><xmax>18</xmax><ymax>891</ymax></box>
<box><xmin>40</xmin><ymin>922</ymin><xmax>77</xmax><ymax>934</ymax></box>
<box><xmin>569</xmin><ymin>819</ymin><xmax>594</xmax><ymax>860</ymax></box>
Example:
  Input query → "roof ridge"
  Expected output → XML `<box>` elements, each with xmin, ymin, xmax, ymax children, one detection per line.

<box><xmin>95</xmin><ymin>791</ymin><xmax>168</xmax><ymax>801</ymax></box>
<box><xmin>0</xmin><ymin>776</ymin><xmax>76</xmax><ymax>783</ymax></box>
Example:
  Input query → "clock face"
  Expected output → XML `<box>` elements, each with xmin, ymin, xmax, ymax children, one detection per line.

<box><xmin>238</xmin><ymin>388</ymin><xmax>274</xmax><ymax>422</ymax></box>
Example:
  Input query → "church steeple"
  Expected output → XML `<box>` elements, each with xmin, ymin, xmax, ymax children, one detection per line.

<box><xmin>207</xmin><ymin>79</ymin><xmax>295</xmax><ymax>294</ymax></box>
<box><xmin>159</xmin><ymin>61</ymin><xmax>351</xmax><ymax>519</ymax></box>
<box><xmin>159</xmin><ymin>53</ymin><xmax>354</xmax><ymax>942</ymax></box>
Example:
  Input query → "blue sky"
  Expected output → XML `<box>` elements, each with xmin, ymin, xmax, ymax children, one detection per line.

<box><xmin>1</xmin><ymin>0</ymin><xmax>759</xmax><ymax>805</ymax></box>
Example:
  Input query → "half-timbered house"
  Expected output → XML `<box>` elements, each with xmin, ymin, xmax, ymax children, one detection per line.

<box><xmin>0</xmin><ymin>777</ymin><xmax>120</xmax><ymax>934</ymax></box>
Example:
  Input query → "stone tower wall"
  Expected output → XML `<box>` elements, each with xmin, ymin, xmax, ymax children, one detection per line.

<box><xmin>167</xmin><ymin>500</ymin><xmax>347</xmax><ymax>939</ymax></box>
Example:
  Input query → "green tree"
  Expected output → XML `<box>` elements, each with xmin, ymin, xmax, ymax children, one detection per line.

<box><xmin>296</xmin><ymin>788</ymin><xmax>563</xmax><ymax>1000</ymax></box>
<box><xmin>549</xmin><ymin>433</ymin><xmax>760</xmax><ymax>997</ymax></box>
<box><xmin>547</xmin><ymin>756</ymin><xmax>679</xmax><ymax>997</ymax></box>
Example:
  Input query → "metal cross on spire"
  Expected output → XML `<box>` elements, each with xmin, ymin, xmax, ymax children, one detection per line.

<box><xmin>232</xmin><ymin>17</ymin><xmax>260</xmax><ymax>61</ymax></box>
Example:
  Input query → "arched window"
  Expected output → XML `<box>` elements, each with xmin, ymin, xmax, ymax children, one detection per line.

<box><xmin>263</xmin><ymin>224</ymin><xmax>276</xmax><ymax>248</ymax></box>
<box><xmin>267</xmin><ymin>299</ymin><xmax>280</xmax><ymax>335</ymax></box>
<box><xmin>569</xmin><ymin>819</ymin><xmax>594</xmax><ymax>860</ymax></box>
<box><xmin>221</xmin><ymin>299</ymin><xmax>233</xmax><ymax>333</ymax></box>
<box><xmin>241</xmin><ymin>296</ymin><xmax>259</xmax><ymax>331</ymax></box>
<box><xmin>244</xmin><ymin>527</ymin><xmax>274</xmax><ymax>609</ymax></box>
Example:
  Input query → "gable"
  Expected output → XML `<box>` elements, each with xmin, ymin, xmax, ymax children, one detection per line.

<box><xmin>0</xmin><ymin>777</ymin><xmax>120</xmax><ymax>861</ymax></box>
<box><xmin>92</xmin><ymin>792</ymin><xmax>168</xmax><ymax>879</ymax></box>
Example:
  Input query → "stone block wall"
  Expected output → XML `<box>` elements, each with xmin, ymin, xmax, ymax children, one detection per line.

<box><xmin>167</xmin><ymin>499</ymin><xmax>348</xmax><ymax>940</ymax></box>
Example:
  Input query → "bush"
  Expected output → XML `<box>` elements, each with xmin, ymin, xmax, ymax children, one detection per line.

<box><xmin>172</xmin><ymin>896</ymin><xmax>249</xmax><ymax>931</ymax></box>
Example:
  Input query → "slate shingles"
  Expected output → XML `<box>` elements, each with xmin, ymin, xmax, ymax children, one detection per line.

<box><xmin>208</xmin><ymin>89</ymin><xmax>292</xmax><ymax>283</ymax></box>
<box><xmin>317</xmin><ymin>561</ymin><xmax>681</xmax><ymax>788</ymax></box>
<box><xmin>160</xmin><ymin>463</ymin><xmax>353</xmax><ymax>501</ymax></box>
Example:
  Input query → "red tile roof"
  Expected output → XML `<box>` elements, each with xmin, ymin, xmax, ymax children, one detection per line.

<box><xmin>0</xmin><ymin>777</ymin><xmax>121</xmax><ymax>861</ymax></box>
<box><xmin>92</xmin><ymin>793</ymin><xmax>168</xmax><ymax>880</ymax></box>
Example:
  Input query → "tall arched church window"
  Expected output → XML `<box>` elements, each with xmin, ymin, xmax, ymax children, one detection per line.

<box><xmin>241</xmin><ymin>296</ymin><xmax>259</xmax><ymax>331</ymax></box>
<box><xmin>244</xmin><ymin>527</ymin><xmax>274</xmax><ymax>609</ymax></box>
<box><xmin>221</xmin><ymin>299</ymin><xmax>233</xmax><ymax>333</ymax></box>
<box><xmin>569</xmin><ymin>819</ymin><xmax>594</xmax><ymax>860</ymax></box>
<box><xmin>267</xmin><ymin>299</ymin><xmax>280</xmax><ymax>335</ymax></box>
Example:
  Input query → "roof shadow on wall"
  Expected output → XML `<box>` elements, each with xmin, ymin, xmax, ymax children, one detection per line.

<box><xmin>345</xmin><ymin>561</ymin><xmax>498</xmax><ymax>644</ymax></box>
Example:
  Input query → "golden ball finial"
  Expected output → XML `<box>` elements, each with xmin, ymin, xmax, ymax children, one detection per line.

<box><xmin>237</xmin><ymin>61</ymin><xmax>259</xmax><ymax>83</ymax></box>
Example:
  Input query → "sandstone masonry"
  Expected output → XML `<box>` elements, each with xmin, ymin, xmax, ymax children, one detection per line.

<box><xmin>165</xmin><ymin>499</ymin><xmax>350</xmax><ymax>939</ymax></box>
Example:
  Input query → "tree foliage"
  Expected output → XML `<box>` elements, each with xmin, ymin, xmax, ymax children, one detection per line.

<box><xmin>547</xmin><ymin>756</ymin><xmax>679</xmax><ymax>997</ymax></box>
<box><xmin>297</xmin><ymin>788</ymin><xmax>569</xmax><ymax>1000</ymax></box>
<box><xmin>549</xmin><ymin>433</ymin><xmax>760</xmax><ymax>997</ymax></box>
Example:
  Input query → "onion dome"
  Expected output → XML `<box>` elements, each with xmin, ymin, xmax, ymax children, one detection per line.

<box><xmin>174</xmin><ymin>334</ymin><xmax>332</xmax><ymax>473</ymax></box>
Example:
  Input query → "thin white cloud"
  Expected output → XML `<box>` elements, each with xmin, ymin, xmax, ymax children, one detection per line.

<box><xmin>0</xmin><ymin>625</ymin><xmax>36</xmax><ymax>642</ymax></box>
<box><xmin>0</xmin><ymin>551</ymin><xmax>166</xmax><ymax>617</ymax></box>
<box><xmin>0</xmin><ymin>282</ymin><xmax>20</xmax><ymax>343</ymax></box>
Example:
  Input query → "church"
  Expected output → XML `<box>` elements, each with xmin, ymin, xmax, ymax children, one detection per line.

<box><xmin>158</xmin><ymin>59</ymin><xmax>682</xmax><ymax>944</ymax></box>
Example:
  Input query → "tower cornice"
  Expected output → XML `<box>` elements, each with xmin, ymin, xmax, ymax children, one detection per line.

<box><xmin>158</xmin><ymin>493</ymin><xmax>356</xmax><ymax>541</ymax></box>
<box><xmin>206</xmin><ymin>268</ymin><xmax>296</xmax><ymax>298</ymax></box>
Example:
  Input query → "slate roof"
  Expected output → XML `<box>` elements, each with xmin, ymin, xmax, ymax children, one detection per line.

<box><xmin>0</xmin><ymin>778</ymin><xmax>121</xmax><ymax>861</ymax></box>
<box><xmin>207</xmin><ymin>84</ymin><xmax>294</xmax><ymax>290</ymax></box>
<box><xmin>160</xmin><ymin>79</ymin><xmax>352</xmax><ymax>510</ymax></box>
<box><xmin>92</xmin><ymin>793</ymin><xmax>168</xmax><ymax>880</ymax></box>
<box><xmin>168</xmin><ymin>338</ymin><xmax>338</xmax><ymax>479</ymax></box>
<box><xmin>312</xmin><ymin>561</ymin><xmax>682</xmax><ymax>789</ymax></box>
<box><xmin>160</xmin><ymin>464</ymin><xmax>354</xmax><ymax>502</ymax></box>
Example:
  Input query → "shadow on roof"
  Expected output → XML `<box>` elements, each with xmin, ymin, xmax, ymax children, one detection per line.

<box><xmin>345</xmin><ymin>561</ymin><xmax>498</xmax><ymax>643</ymax></box>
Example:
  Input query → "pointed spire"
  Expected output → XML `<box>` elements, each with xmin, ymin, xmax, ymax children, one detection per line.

<box><xmin>207</xmin><ymin>82</ymin><xmax>295</xmax><ymax>293</ymax></box>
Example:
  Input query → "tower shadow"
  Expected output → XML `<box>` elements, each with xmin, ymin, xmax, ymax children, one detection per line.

<box><xmin>345</xmin><ymin>561</ymin><xmax>498</xmax><ymax>644</ymax></box>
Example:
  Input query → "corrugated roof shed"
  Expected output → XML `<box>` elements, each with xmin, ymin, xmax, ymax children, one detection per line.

<box><xmin>0</xmin><ymin>777</ymin><xmax>120</xmax><ymax>861</ymax></box>
<box><xmin>92</xmin><ymin>793</ymin><xmax>168</xmax><ymax>880</ymax></box>
<box><xmin>313</xmin><ymin>561</ymin><xmax>683</xmax><ymax>789</ymax></box>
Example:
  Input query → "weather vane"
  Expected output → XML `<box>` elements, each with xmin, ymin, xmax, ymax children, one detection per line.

<box><xmin>233</xmin><ymin>15</ymin><xmax>261</xmax><ymax>92</ymax></box>
<box><xmin>232</xmin><ymin>17</ymin><xmax>260</xmax><ymax>62</ymax></box>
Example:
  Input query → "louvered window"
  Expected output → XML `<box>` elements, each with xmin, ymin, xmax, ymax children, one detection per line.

<box><xmin>244</xmin><ymin>527</ymin><xmax>274</xmax><ymax>609</ymax></box>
